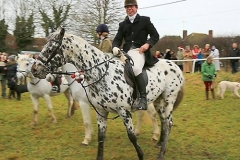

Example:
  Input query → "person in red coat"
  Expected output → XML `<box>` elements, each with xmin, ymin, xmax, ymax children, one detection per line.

<box><xmin>112</xmin><ymin>0</ymin><xmax>159</xmax><ymax>110</ymax></box>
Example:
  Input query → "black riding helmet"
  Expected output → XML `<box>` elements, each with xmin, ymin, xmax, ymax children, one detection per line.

<box><xmin>96</xmin><ymin>24</ymin><xmax>109</xmax><ymax>33</ymax></box>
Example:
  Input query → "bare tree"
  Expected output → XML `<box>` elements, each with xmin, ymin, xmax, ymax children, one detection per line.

<box><xmin>4</xmin><ymin>0</ymin><xmax>39</xmax><ymax>34</ymax></box>
<box><xmin>70</xmin><ymin>0</ymin><xmax>124</xmax><ymax>44</ymax></box>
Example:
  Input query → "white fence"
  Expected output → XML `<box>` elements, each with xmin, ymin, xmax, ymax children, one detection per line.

<box><xmin>171</xmin><ymin>57</ymin><xmax>240</xmax><ymax>73</ymax></box>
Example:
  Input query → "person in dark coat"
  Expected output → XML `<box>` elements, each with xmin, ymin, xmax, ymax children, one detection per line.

<box><xmin>164</xmin><ymin>49</ymin><xmax>171</xmax><ymax>60</ymax></box>
<box><xmin>0</xmin><ymin>52</ymin><xmax>8</xmax><ymax>99</ymax></box>
<box><xmin>5</xmin><ymin>55</ymin><xmax>18</xmax><ymax>99</ymax></box>
<box><xmin>112</xmin><ymin>0</ymin><xmax>159</xmax><ymax>110</ymax></box>
<box><xmin>230</xmin><ymin>43</ymin><xmax>240</xmax><ymax>74</ymax></box>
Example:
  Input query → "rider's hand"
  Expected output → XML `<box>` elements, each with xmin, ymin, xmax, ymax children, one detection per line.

<box><xmin>112</xmin><ymin>47</ymin><xmax>121</xmax><ymax>57</ymax></box>
<box><xmin>139</xmin><ymin>43</ymin><xmax>150</xmax><ymax>53</ymax></box>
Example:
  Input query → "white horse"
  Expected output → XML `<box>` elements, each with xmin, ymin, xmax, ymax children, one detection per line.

<box><xmin>31</xmin><ymin>27</ymin><xmax>185</xmax><ymax>160</ymax></box>
<box><xmin>17</xmin><ymin>55</ymin><xmax>78</xmax><ymax>125</ymax></box>
<box><xmin>59</xmin><ymin>63</ymin><xmax>159</xmax><ymax>144</ymax></box>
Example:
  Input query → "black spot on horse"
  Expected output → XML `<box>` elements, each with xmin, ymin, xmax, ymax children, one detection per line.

<box><xmin>116</xmin><ymin>84</ymin><xmax>123</xmax><ymax>93</ymax></box>
<box><xmin>120</xmin><ymin>95</ymin><xmax>123</xmax><ymax>99</ymax></box>
<box><xmin>164</xmin><ymin>70</ymin><xmax>168</xmax><ymax>75</ymax></box>
<box><xmin>119</xmin><ymin>70</ymin><xmax>123</xmax><ymax>74</ymax></box>
<box><xmin>170</xmin><ymin>68</ymin><xmax>176</xmax><ymax>73</ymax></box>
<box><xmin>127</xmin><ymin>97</ymin><xmax>131</xmax><ymax>105</ymax></box>
<box><xmin>115</xmin><ymin>69</ymin><xmax>119</xmax><ymax>74</ymax></box>
<box><xmin>91</xmin><ymin>92</ymin><xmax>96</xmax><ymax>98</ymax></box>
<box><xmin>112</xmin><ymin>99</ymin><xmax>117</xmax><ymax>103</ymax></box>
<box><xmin>104</xmin><ymin>96</ymin><xmax>109</xmax><ymax>101</ymax></box>
<box><xmin>113</xmin><ymin>92</ymin><xmax>118</xmax><ymax>97</ymax></box>
<box><xmin>88</xmin><ymin>61</ymin><xmax>92</xmax><ymax>68</ymax></box>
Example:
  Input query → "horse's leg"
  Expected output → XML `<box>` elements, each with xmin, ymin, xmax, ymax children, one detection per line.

<box><xmin>96</xmin><ymin>110</ymin><xmax>109</xmax><ymax>160</ymax></box>
<box><xmin>153</xmin><ymin>97</ymin><xmax>165</xmax><ymax>148</ymax></box>
<box><xmin>43</xmin><ymin>94</ymin><xmax>57</xmax><ymax>123</ymax></box>
<box><xmin>30</xmin><ymin>94</ymin><xmax>39</xmax><ymax>125</ymax></box>
<box><xmin>135</xmin><ymin>110</ymin><xmax>144</xmax><ymax>136</ymax></box>
<box><xmin>79</xmin><ymin>102</ymin><xmax>93</xmax><ymax>146</ymax></box>
<box><xmin>147</xmin><ymin>103</ymin><xmax>160</xmax><ymax>141</ymax></box>
<box><xmin>156</xmin><ymin>96</ymin><xmax>175</xmax><ymax>160</ymax></box>
<box><xmin>135</xmin><ymin>103</ymin><xmax>160</xmax><ymax>141</ymax></box>
<box><xmin>118</xmin><ymin>108</ymin><xmax>143</xmax><ymax>160</ymax></box>
<box><xmin>63</xmin><ymin>89</ymin><xmax>74</xmax><ymax>118</ymax></box>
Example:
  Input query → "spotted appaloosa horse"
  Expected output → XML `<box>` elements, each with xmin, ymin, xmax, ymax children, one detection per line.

<box><xmin>31</xmin><ymin>27</ymin><xmax>185</xmax><ymax>160</ymax></box>
<box><xmin>61</xmin><ymin>63</ymin><xmax>160</xmax><ymax>145</ymax></box>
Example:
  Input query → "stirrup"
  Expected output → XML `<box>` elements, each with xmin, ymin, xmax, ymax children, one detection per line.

<box><xmin>132</xmin><ymin>99</ymin><xmax>147</xmax><ymax>111</ymax></box>
<box><xmin>52</xmin><ymin>86</ymin><xmax>58</xmax><ymax>93</ymax></box>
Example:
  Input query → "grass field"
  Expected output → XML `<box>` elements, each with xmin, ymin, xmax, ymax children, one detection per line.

<box><xmin>0</xmin><ymin>70</ymin><xmax>240</xmax><ymax>160</ymax></box>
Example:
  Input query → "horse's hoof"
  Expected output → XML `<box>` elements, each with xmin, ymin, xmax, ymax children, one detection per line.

<box><xmin>152</xmin><ymin>137</ymin><xmax>158</xmax><ymax>142</ymax></box>
<box><xmin>30</xmin><ymin>122</ymin><xmax>37</xmax><ymax>126</ymax></box>
<box><xmin>52</xmin><ymin>121</ymin><xmax>57</xmax><ymax>124</ymax></box>
<box><xmin>81</xmin><ymin>143</ymin><xmax>88</xmax><ymax>147</ymax></box>
<box><xmin>65</xmin><ymin>115</ymin><xmax>71</xmax><ymax>119</ymax></box>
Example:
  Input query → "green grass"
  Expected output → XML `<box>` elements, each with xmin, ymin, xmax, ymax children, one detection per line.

<box><xmin>0</xmin><ymin>70</ymin><xmax>240</xmax><ymax>160</ymax></box>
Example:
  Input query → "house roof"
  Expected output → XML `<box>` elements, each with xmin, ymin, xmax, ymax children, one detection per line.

<box><xmin>33</xmin><ymin>38</ymin><xmax>46</xmax><ymax>45</ymax></box>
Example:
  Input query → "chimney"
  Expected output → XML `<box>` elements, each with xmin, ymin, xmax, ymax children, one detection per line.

<box><xmin>208</xmin><ymin>30</ymin><xmax>213</xmax><ymax>38</ymax></box>
<box><xmin>183</xmin><ymin>30</ymin><xmax>187</xmax><ymax>40</ymax></box>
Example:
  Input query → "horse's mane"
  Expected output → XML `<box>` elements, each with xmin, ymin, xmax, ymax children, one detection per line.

<box><xmin>63</xmin><ymin>33</ymin><xmax>113</xmax><ymax>58</ymax></box>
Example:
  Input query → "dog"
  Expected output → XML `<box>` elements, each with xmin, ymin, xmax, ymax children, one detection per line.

<box><xmin>217</xmin><ymin>81</ymin><xmax>240</xmax><ymax>99</ymax></box>
<box><xmin>13</xmin><ymin>84</ymin><xmax>28</xmax><ymax>100</ymax></box>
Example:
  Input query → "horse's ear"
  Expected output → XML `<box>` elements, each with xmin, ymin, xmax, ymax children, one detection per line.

<box><xmin>59</xmin><ymin>27</ymin><xmax>65</xmax><ymax>39</ymax></box>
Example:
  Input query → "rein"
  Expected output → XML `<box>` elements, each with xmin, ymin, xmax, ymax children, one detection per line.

<box><xmin>49</xmin><ymin>55</ymin><xmax>119</xmax><ymax>120</ymax></box>
<box><xmin>18</xmin><ymin>70</ymin><xmax>41</xmax><ymax>85</ymax></box>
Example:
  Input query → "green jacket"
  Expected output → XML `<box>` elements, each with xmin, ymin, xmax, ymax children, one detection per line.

<box><xmin>201</xmin><ymin>61</ymin><xmax>216</xmax><ymax>81</ymax></box>
<box><xmin>98</xmin><ymin>37</ymin><xmax>112</xmax><ymax>53</ymax></box>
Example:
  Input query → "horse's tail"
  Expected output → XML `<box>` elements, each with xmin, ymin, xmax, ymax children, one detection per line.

<box><xmin>173</xmin><ymin>83</ymin><xmax>185</xmax><ymax>111</ymax></box>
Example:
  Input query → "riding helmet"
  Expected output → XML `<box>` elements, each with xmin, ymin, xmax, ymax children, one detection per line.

<box><xmin>96</xmin><ymin>24</ymin><xmax>109</xmax><ymax>33</ymax></box>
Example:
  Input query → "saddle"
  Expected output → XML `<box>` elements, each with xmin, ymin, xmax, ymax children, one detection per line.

<box><xmin>123</xmin><ymin>53</ymin><xmax>149</xmax><ymax>101</ymax></box>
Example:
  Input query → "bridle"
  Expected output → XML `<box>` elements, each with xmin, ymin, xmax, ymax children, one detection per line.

<box><xmin>37</xmin><ymin>39</ymin><xmax>64</xmax><ymax>71</ymax></box>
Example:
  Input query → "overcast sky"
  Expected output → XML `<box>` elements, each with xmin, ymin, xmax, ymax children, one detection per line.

<box><xmin>132</xmin><ymin>0</ymin><xmax>240</xmax><ymax>38</ymax></box>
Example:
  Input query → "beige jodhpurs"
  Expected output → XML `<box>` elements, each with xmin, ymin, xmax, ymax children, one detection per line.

<box><xmin>127</xmin><ymin>48</ymin><xmax>145</xmax><ymax>76</ymax></box>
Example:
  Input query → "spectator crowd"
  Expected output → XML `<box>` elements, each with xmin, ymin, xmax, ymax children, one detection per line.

<box><xmin>155</xmin><ymin>42</ymin><xmax>240</xmax><ymax>74</ymax></box>
<box><xmin>0</xmin><ymin>52</ymin><xmax>18</xmax><ymax>99</ymax></box>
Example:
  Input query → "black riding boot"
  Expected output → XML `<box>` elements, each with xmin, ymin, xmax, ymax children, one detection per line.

<box><xmin>133</xmin><ymin>73</ymin><xmax>148</xmax><ymax>110</ymax></box>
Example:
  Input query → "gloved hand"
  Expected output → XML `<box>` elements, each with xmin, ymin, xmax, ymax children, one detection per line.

<box><xmin>207</xmin><ymin>75</ymin><xmax>212</xmax><ymax>79</ymax></box>
<box><xmin>112</xmin><ymin>47</ymin><xmax>122</xmax><ymax>57</ymax></box>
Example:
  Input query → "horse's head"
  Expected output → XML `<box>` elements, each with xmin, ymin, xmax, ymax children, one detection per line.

<box><xmin>17</xmin><ymin>54</ymin><xmax>31</xmax><ymax>71</ymax></box>
<box><xmin>31</xmin><ymin>27</ymin><xmax>65</xmax><ymax>79</ymax></box>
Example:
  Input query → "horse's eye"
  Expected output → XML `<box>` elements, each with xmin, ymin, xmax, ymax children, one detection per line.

<box><xmin>26</xmin><ymin>63</ymin><xmax>29</xmax><ymax>66</ymax></box>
